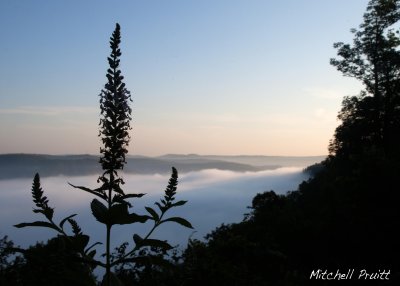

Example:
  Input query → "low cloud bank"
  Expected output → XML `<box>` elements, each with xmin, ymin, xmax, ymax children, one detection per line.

<box><xmin>0</xmin><ymin>168</ymin><xmax>309</xmax><ymax>250</ymax></box>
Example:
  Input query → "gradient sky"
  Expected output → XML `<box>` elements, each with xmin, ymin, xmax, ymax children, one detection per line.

<box><xmin>0</xmin><ymin>0</ymin><xmax>368</xmax><ymax>156</ymax></box>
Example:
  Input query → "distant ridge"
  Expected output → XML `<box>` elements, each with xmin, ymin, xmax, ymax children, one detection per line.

<box><xmin>0</xmin><ymin>154</ymin><xmax>326</xmax><ymax>180</ymax></box>
<box><xmin>157</xmin><ymin>154</ymin><xmax>326</xmax><ymax>167</ymax></box>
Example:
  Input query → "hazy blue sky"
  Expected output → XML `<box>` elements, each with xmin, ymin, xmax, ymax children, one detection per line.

<box><xmin>0</xmin><ymin>0</ymin><xmax>368</xmax><ymax>156</ymax></box>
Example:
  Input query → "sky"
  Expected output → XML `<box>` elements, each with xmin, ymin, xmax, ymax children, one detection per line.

<box><xmin>0</xmin><ymin>0</ymin><xmax>368</xmax><ymax>156</ymax></box>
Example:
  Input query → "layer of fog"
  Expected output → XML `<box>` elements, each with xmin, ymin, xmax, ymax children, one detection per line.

<box><xmin>0</xmin><ymin>167</ymin><xmax>309</xmax><ymax>251</ymax></box>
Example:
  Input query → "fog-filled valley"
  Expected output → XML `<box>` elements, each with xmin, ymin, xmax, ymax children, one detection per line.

<box><xmin>0</xmin><ymin>155</ymin><xmax>320</xmax><ymax>250</ymax></box>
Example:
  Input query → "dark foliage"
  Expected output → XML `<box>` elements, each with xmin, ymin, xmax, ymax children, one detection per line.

<box><xmin>0</xmin><ymin>235</ymin><xmax>96</xmax><ymax>286</ymax></box>
<box><xmin>330</xmin><ymin>0</ymin><xmax>400</xmax><ymax>158</ymax></box>
<box><xmin>0</xmin><ymin>236</ymin><xmax>24</xmax><ymax>285</ymax></box>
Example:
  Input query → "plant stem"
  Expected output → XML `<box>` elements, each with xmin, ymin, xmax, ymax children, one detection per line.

<box><xmin>106</xmin><ymin>224</ymin><xmax>111</xmax><ymax>286</ymax></box>
<box><xmin>112</xmin><ymin>210</ymin><xmax>167</xmax><ymax>266</ymax></box>
<box><xmin>106</xmin><ymin>172</ymin><xmax>114</xmax><ymax>286</ymax></box>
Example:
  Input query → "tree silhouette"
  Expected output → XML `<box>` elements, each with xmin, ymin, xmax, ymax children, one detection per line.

<box><xmin>330</xmin><ymin>0</ymin><xmax>400</xmax><ymax>157</ymax></box>
<box><xmin>0</xmin><ymin>236</ymin><xmax>24</xmax><ymax>285</ymax></box>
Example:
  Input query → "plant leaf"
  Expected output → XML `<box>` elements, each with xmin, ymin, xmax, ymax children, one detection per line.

<box><xmin>154</xmin><ymin>202</ymin><xmax>164</xmax><ymax>212</ymax></box>
<box><xmin>112</xmin><ymin>194</ymin><xmax>131</xmax><ymax>207</ymax></box>
<box><xmin>109</xmin><ymin>204</ymin><xmax>149</xmax><ymax>225</ymax></box>
<box><xmin>120</xmin><ymin>193</ymin><xmax>146</xmax><ymax>200</ymax></box>
<box><xmin>85</xmin><ymin>242</ymin><xmax>103</xmax><ymax>254</ymax></box>
<box><xmin>133</xmin><ymin>234</ymin><xmax>143</xmax><ymax>246</ymax></box>
<box><xmin>121</xmin><ymin>213</ymin><xmax>150</xmax><ymax>224</ymax></box>
<box><xmin>69</xmin><ymin>183</ymin><xmax>107</xmax><ymax>200</ymax></box>
<box><xmin>87</xmin><ymin>249</ymin><xmax>96</xmax><ymax>259</ymax></box>
<box><xmin>145</xmin><ymin>206</ymin><xmax>159</xmax><ymax>221</ymax></box>
<box><xmin>14</xmin><ymin>221</ymin><xmax>60</xmax><ymax>232</ymax></box>
<box><xmin>139</xmin><ymin>239</ymin><xmax>173</xmax><ymax>250</ymax></box>
<box><xmin>160</xmin><ymin>217</ymin><xmax>193</xmax><ymax>229</ymax></box>
<box><xmin>113</xmin><ymin>184</ymin><xmax>125</xmax><ymax>195</ymax></box>
<box><xmin>91</xmin><ymin>199</ymin><xmax>108</xmax><ymax>224</ymax></box>
<box><xmin>171</xmin><ymin>200</ymin><xmax>187</xmax><ymax>207</ymax></box>
<box><xmin>59</xmin><ymin>214</ymin><xmax>77</xmax><ymax>230</ymax></box>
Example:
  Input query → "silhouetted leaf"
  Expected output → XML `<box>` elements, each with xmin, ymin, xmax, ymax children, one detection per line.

<box><xmin>113</xmin><ymin>184</ymin><xmax>125</xmax><ymax>195</ymax></box>
<box><xmin>145</xmin><ymin>206</ymin><xmax>159</xmax><ymax>221</ymax></box>
<box><xmin>155</xmin><ymin>202</ymin><xmax>164</xmax><ymax>212</ymax></box>
<box><xmin>120</xmin><ymin>193</ymin><xmax>146</xmax><ymax>200</ymax></box>
<box><xmin>69</xmin><ymin>183</ymin><xmax>107</xmax><ymax>200</ymax></box>
<box><xmin>109</xmin><ymin>203</ymin><xmax>149</xmax><ymax>225</ymax></box>
<box><xmin>122</xmin><ymin>213</ymin><xmax>150</xmax><ymax>224</ymax></box>
<box><xmin>112</xmin><ymin>193</ymin><xmax>146</xmax><ymax>208</ymax></box>
<box><xmin>14</xmin><ymin>221</ymin><xmax>60</xmax><ymax>232</ymax></box>
<box><xmin>112</xmin><ymin>194</ymin><xmax>131</xmax><ymax>207</ymax></box>
<box><xmin>91</xmin><ymin>199</ymin><xmax>108</xmax><ymax>224</ymax></box>
<box><xmin>87</xmin><ymin>249</ymin><xmax>96</xmax><ymax>259</ymax></box>
<box><xmin>160</xmin><ymin>217</ymin><xmax>193</xmax><ymax>229</ymax></box>
<box><xmin>133</xmin><ymin>234</ymin><xmax>143</xmax><ymax>246</ymax></box>
<box><xmin>172</xmin><ymin>200</ymin><xmax>187</xmax><ymax>207</ymax></box>
<box><xmin>59</xmin><ymin>214</ymin><xmax>77</xmax><ymax>230</ymax></box>
<box><xmin>139</xmin><ymin>239</ymin><xmax>173</xmax><ymax>250</ymax></box>
<box><xmin>85</xmin><ymin>242</ymin><xmax>103</xmax><ymax>254</ymax></box>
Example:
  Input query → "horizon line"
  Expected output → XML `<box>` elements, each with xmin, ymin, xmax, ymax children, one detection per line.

<box><xmin>0</xmin><ymin>152</ymin><xmax>328</xmax><ymax>158</ymax></box>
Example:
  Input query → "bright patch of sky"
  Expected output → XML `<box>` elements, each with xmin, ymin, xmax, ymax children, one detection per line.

<box><xmin>0</xmin><ymin>0</ymin><xmax>368</xmax><ymax>156</ymax></box>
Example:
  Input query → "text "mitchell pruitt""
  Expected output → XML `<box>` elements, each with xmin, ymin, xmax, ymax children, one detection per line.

<box><xmin>310</xmin><ymin>269</ymin><xmax>390</xmax><ymax>280</ymax></box>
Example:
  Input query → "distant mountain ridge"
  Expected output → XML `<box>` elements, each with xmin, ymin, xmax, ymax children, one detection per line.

<box><xmin>0</xmin><ymin>154</ymin><xmax>326</xmax><ymax>180</ymax></box>
<box><xmin>157</xmin><ymin>154</ymin><xmax>326</xmax><ymax>167</ymax></box>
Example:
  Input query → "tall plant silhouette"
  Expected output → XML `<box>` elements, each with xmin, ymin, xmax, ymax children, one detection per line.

<box><xmin>15</xmin><ymin>23</ymin><xmax>192</xmax><ymax>286</ymax></box>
